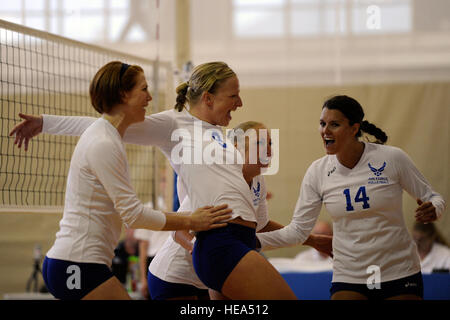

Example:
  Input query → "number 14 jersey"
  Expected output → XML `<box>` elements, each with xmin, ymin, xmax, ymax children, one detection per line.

<box><xmin>258</xmin><ymin>142</ymin><xmax>446</xmax><ymax>283</ymax></box>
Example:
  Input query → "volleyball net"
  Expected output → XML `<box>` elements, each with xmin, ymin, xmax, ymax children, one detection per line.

<box><xmin>0</xmin><ymin>19</ymin><xmax>173</xmax><ymax>213</ymax></box>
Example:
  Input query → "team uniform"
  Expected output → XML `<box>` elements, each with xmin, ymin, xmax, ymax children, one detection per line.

<box><xmin>43</xmin><ymin>109</ymin><xmax>256</xmax><ymax>223</ymax></box>
<box><xmin>42</xmin><ymin>117</ymin><xmax>166</xmax><ymax>300</ymax></box>
<box><xmin>42</xmin><ymin>109</ymin><xmax>266</xmax><ymax>295</ymax></box>
<box><xmin>191</xmin><ymin>173</ymin><xmax>269</xmax><ymax>292</ymax></box>
<box><xmin>257</xmin><ymin>142</ymin><xmax>445</xmax><ymax>299</ymax></box>
<box><xmin>149</xmin><ymin>174</ymin><xmax>270</xmax><ymax>299</ymax></box>
<box><xmin>134</xmin><ymin>197</ymin><xmax>171</xmax><ymax>280</ymax></box>
<box><xmin>420</xmin><ymin>243</ymin><xmax>450</xmax><ymax>274</ymax></box>
<box><xmin>147</xmin><ymin>176</ymin><xmax>209</xmax><ymax>300</ymax></box>
<box><xmin>148</xmin><ymin>196</ymin><xmax>209</xmax><ymax>300</ymax></box>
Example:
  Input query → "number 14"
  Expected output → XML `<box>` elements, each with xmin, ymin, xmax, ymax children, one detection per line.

<box><xmin>343</xmin><ymin>186</ymin><xmax>370</xmax><ymax>211</ymax></box>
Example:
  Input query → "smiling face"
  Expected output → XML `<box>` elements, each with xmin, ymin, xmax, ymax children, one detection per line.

<box><xmin>254</xmin><ymin>125</ymin><xmax>272</xmax><ymax>169</ymax></box>
<box><xmin>240</xmin><ymin>124</ymin><xmax>272</xmax><ymax>182</ymax></box>
<box><xmin>206</xmin><ymin>75</ymin><xmax>243</xmax><ymax>126</ymax></box>
<box><xmin>319</xmin><ymin>107</ymin><xmax>360</xmax><ymax>156</ymax></box>
<box><xmin>122</xmin><ymin>72</ymin><xmax>152</xmax><ymax>123</ymax></box>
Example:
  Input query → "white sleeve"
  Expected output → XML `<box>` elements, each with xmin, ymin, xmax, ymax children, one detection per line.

<box><xmin>122</xmin><ymin>111</ymin><xmax>175</xmax><ymax>147</ymax></box>
<box><xmin>43</xmin><ymin>111</ymin><xmax>175</xmax><ymax>148</ymax></box>
<box><xmin>257</xmin><ymin>164</ymin><xmax>322</xmax><ymax>250</ymax></box>
<box><xmin>43</xmin><ymin>114</ymin><xmax>96</xmax><ymax>136</ymax></box>
<box><xmin>393</xmin><ymin>147</ymin><xmax>446</xmax><ymax>219</ymax></box>
<box><xmin>87</xmin><ymin>139</ymin><xmax>166</xmax><ymax>230</ymax></box>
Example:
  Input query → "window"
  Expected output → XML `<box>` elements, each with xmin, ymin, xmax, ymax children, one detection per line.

<box><xmin>233</xmin><ymin>0</ymin><xmax>412</xmax><ymax>38</ymax></box>
<box><xmin>0</xmin><ymin>0</ymin><xmax>154</xmax><ymax>43</ymax></box>
<box><xmin>233</xmin><ymin>0</ymin><xmax>285</xmax><ymax>37</ymax></box>
<box><xmin>352</xmin><ymin>0</ymin><xmax>411</xmax><ymax>34</ymax></box>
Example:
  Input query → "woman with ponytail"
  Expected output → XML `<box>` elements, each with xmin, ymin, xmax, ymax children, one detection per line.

<box><xmin>257</xmin><ymin>95</ymin><xmax>446</xmax><ymax>300</ymax></box>
<box><xmin>14</xmin><ymin>61</ymin><xmax>232</xmax><ymax>300</ymax></box>
<box><xmin>147</xmin><ymin>121</ymin><xmax>289</xmax><ymax>300</ymax></box>
<box><xmin>12</xmin><ymin>61</ymin><xmax>323</xmax><ymax>299</ymax></box>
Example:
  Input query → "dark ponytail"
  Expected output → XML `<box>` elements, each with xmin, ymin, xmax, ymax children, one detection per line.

<box><xmin>323</xmin><ymin>95</ymin><xmax>388</xmax><ymax>144</ymax></box>
<box><xmin>360</xmin><ymin>120</ymin><xmax>388</xmax><ymax>144</ymax></box>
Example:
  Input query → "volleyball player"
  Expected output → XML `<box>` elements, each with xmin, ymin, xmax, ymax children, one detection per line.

<box><xmin>13</xmin><ymin>61</ymin><xmax>232</xmax><ymax>300</ymax></box>
<box><xmin>256</xmin><ymin>95</ymin><xmax>446</xmax><ymax>300</ymax></box>
<box><xmin>148</xmin><ymin>121</ymin><xmax>288</xmax><ymax>300</ymax></box>
<box><xmin>10</xmin><ymin>62</ymin><xmax>330</xmax><ymax>299</ymax></box>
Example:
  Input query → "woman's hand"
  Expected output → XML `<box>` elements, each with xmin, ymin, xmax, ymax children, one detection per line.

<box><xmin>9</xmin><ymin>113</ymin><xmax>43</xmax><ymax>151</ymax></box>
<box><xmin>304</xmin><ymin>234</ymin><xmax>333</xmax><ymax>258</ymax></box>
<box><xmin>190</xmin><ymin>204</ymin><xmax>232</xmax><ymax>231</ymax></box>
<box><xmin>415</xmin><ymin>199</ymin><xmax>437</xmax><ymax>224</ymax></box>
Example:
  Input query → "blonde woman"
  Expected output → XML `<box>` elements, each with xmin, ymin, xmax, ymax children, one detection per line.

<box><xmin>11</xmin><ymin>61</ymin><xmax>232</xmax><ymax>300</ymax></box>
<box><xmin>148</xmin><ymin>121</ymin><xmax>289</xmax><ymax>300</ymax></box>
<box><xmin>257</xmin><ymin>95</ymin><xmax>446</xmax><ymax>300</ymax></box>
<box><xmin>10</xmin><ymin>62</ymin><xmax>329</xmax><ymax>299</ymax></box>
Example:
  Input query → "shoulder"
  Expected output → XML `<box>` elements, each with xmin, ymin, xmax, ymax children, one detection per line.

<box><xmin>366</xmin><ymin>142</ymin><xmax>404</xmax><ymax>157</ymax></box>
<box><xmin>144</xmin><ymin>109</ymin><xmax>177</xmax><ymax>126</ymax></box>
<box><xmin>433</xmin><ymin>243</ymin><xmax>450</xmax><ymax>255</ymax></box>
<box><xmin>83</xmin><ymin>124</ymin><xmax>122</xmax><ymax>160</ymax></box>
<box><xmin>365</xmin><ymin>143</ymin><xmax>411</xmax><ymax>167</ymax></box>
<box><xmin>81</xmin><ymin>120</ymin><xmax>113</xmax><ymax>146</ymax></box>
<box><xmin>299</xmin><ymin>155</ymin><xmax>332</xmax><ymax>189</ymax></box>
<box><xmin>149</xmin><ymin>109</ymin><xmax>176</xmax><ymax>120</ymax></box>
<box><xmin>310</xmin><ymin>154</ymin><xmax>328</xmax><ymax>168</ymax></box>
<box><xmin>307</xmin><ymin>155</ymin><xmax>333</xmax><ymax>175</ymax></box>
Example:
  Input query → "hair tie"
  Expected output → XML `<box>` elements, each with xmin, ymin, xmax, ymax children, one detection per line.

<box><xmin>119</xmin><ymin>63</ymin><xmax>130</xmax><ymax>80</ymax></box>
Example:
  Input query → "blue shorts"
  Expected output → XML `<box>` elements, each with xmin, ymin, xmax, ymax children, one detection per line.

<box><xmin>192</xmin><ymin>223</ymin><xmax>256</xmax><ymax>292</ymax></box>
<box><xmin>42</xmin><ymin>256</ymin><xmax>114</xmax><ymax>300</ymax></box>
<box><xmin>147</xmin><ymin>271</ymin><xmax>209</xmax><ymax>300</ymax></box>
<box><xmin>330</xmin><ymin>272</ymin><xmax>423</xmax><ymax>300</ymax></box>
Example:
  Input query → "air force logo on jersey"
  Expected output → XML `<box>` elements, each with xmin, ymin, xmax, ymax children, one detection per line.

<box><xmin>252</xmin><ymin>182</ymin><xmax>261</xmax><ymax>206</ymax></box>
<box><xmin>368</xmin><ymin>162</ymin><xmax>389</xmax><ymax>184</ymax></box>
<box><xmin>368</xmin><ymin>162</ymin><xmax>386</xmax><ymax>176</ymax></box>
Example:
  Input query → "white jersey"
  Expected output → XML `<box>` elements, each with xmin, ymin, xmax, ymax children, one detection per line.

<box><xmin>43</xmin><ymin>109</ymin><xmax>258</xmax><ymax>223</ymax></box>
<box><xmin>134</xmin><ymin>199</ymin><xmax>171</xmax><ymax>257</ymax></box>
<box><xmin>46</xmin><ymin>117</ymin><xmax>166</xmax><ymax>266</ymax></box>
<box><xmin>134</xmin><ymin>229</ymin><xmax>171</xmax><ymax>257</ymax></box>
<box><xmin>150</xmin><ymin>174</ymin><xmax>270</xmax><ymax>288</ymax></box>
<box><xmin>257</xmin><ymin>142</ymin><xmax>446</xmax><ymax>283</ymax></box>
<box><xmin>269</xmin><ymin>248</ymin><xmax>333</xmax><ymax>273</ymax></box>
<box><xmin>420</xmin><ymin>243</ymin><xmax>450</xmax><ymax>274</ymax></box>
